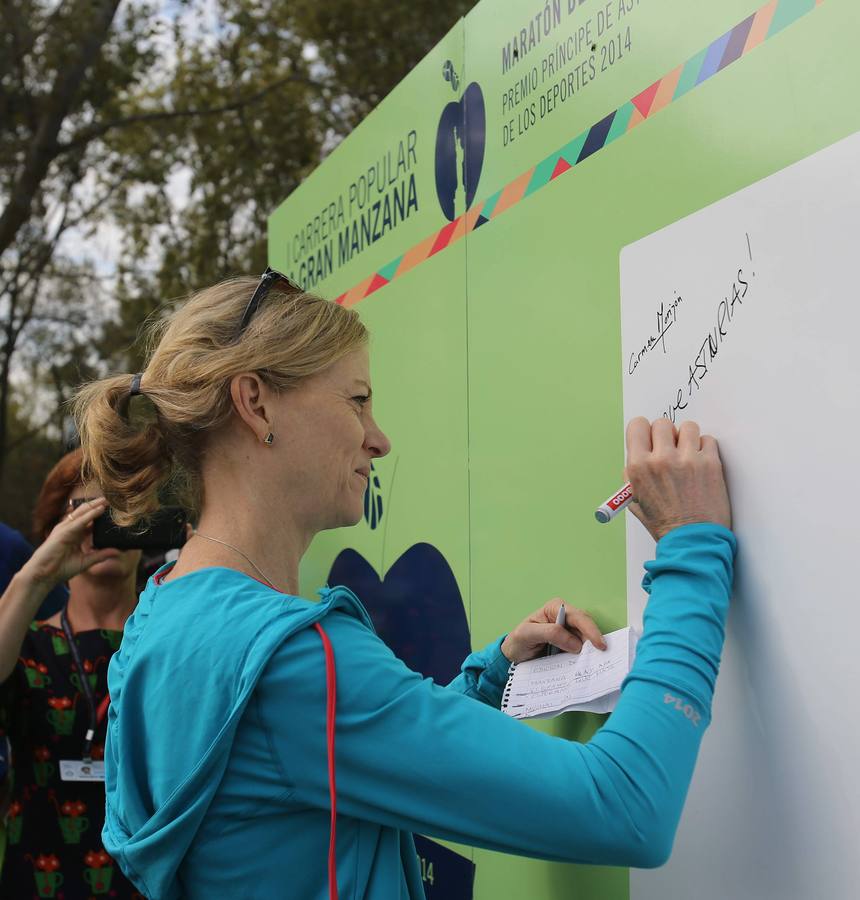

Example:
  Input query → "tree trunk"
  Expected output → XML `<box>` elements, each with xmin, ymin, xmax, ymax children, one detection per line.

<box><xmin>0</xmin><ymin>0</ymin><xmax>122</xmax><ymax>257</ymax></box>
<box><xmin>0</xmin><ymin>318</ymin><xmax>16</xmax><ymax>484</ymax></box>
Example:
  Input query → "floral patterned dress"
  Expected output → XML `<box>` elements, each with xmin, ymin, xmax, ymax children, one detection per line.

<box><xmin>0</xmin><ymin>621</ymin><xmax>142</xmax><ymax>899</ymax></box>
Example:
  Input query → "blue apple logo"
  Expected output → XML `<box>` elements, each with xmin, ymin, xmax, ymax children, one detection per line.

<box><xmin>327</xmin><ymin>541</ymin><xmax>476</xmax><ymax>896</ymax></box>
<box><xmin>327</xmin><ymin>542</ymin><xmax>471</xmax><ymax>684</ymax></box>
<box><xmin>435</xmin><ymin>62</ymin><xmax>486</xmax><ymax>222</ymax></box>
<box><xmin>363</xmin><ymin>462</ymin><xmax>383</xmax><ymax>530</ymax></box>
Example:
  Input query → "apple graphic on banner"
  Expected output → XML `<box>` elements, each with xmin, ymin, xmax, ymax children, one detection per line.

<box><xmin>363</xmin><ymin>462</ymin><xmax>383</xmax><ymax>530</ymax></box>
<box><xmin>434</xmin><ymin>82</ymin><xmax>486</xmax><ymax>222</ymax></box>
<box><xmin>413</xmin><ymin>834</ymin><xmax>475</xmax><ymax>899</ymax></box>
<box><xmin>327</xmin><ymin>543</ymin><xmax>470</xmax><ymax>684</ymax></box>
<box><xmin>328</xmin><ymin>544</ymin><xmax>477</xmax><ymax>896</ymax></box>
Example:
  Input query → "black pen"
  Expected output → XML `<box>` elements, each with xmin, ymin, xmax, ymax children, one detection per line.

<box><xmin>547</xmin><ymin>603</ymin><xmax>565</xmax><ymax>657</ymax></box>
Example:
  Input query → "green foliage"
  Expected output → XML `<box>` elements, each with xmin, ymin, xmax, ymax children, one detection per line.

<box><xmin>0</xmin><ymin>0</ymin><xmax>476</xmax><ymax>501</ymax></box>
<box><xmin>104</xmin><ymin>0</ymin><xmax>476</xmax><ymax>366</ymax></box>
<box><xmin>0</xmin><ymin>398</ymin><xmax>65</xmax><ymax>535</ymax></box>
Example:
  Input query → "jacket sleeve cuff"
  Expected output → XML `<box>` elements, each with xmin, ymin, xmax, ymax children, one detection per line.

<box><xmin>446</xmin><ymin>636</ymin><xmax>511</xmax><ymax>707</ymax></box>
<box><xmin>641</xmin><ymin>522</ymin><xmax>737</xmax><ymax>594</ymax></box>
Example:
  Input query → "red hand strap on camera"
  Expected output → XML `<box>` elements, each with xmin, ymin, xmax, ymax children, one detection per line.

<box><xmin>313</xmin><ymin>622</ymin><xmax>338</xmax><ymax>900</ymax></box>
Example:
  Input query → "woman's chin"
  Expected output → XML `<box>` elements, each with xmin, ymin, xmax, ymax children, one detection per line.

<box><xmin>87</xmin><ymin>556</ymin><xmax>129</xmax><ymax>578</ymax></box>
<box><xmin>348</xmin><ymin>500</ymin><xmax>368</xmax><ymax>527</ymax></box>
<box><xmin>324</xmin><ymin>506</ymin><xmax>365</xmax><ymax>531</ymax></box>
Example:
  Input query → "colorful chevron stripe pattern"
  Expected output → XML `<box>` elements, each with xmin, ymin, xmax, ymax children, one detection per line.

<box><xmin>333</xmin><ymin>0</ymin><xmax>823</xmax><ymax>308</ymax></box>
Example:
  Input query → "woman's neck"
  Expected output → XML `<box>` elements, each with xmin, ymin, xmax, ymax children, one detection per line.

<box><xmin>63</xmin><ymin>573</ymin><xmax>139</xmax><ymax>632</ymax></box>
<box><xmin>172</xmin><ymin>504</ymin><xmax>310</xmax><ymax>595</ymax></box>
<box><xmin>175</xmin><ymin>527</ymin><xmax>305</xmax><ymax>595</ymax></box>
<box><xmin>180</xmin><ymin>454</ymin><xmax>316</xmax><ymax>595</ymax></box>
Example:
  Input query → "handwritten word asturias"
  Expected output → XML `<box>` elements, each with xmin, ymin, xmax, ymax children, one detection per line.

<box><xmin>660</xmin><ymin>267</ymin><xmax>751</xmax><ymax>422</ymax></box>
<box><xmin>629</xmin><ymin>293</ymin><xmax>684</xmax><ymax>375</ymax></box>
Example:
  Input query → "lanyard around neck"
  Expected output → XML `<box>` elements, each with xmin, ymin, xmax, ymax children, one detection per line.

<box><xmin>60</xmin><ymin>603</ymin><xmax>101</xmax><ymax>763</ymax></box>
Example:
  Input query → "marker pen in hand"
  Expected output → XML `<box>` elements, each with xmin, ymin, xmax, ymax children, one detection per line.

<box><xmin>595</xmin><ymin>482</ymin><xmax>634</xmax><ymax>523</ymax></box>
<box><xmin>547</xmin><ymin>603</ymin><xmax>565</xmax><ymax>656</ymax></box>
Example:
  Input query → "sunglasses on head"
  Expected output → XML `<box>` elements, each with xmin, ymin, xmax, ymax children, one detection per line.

<box><xmin>236</xmin><ymin>267</ymin><xmax>304</xmax><ymax>339</ymax></box>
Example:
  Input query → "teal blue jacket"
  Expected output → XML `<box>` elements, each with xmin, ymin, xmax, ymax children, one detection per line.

<box><xmin>103</xmin><ymin>523</ymin><xmax>736</xmax><ymax>899</ymax></box>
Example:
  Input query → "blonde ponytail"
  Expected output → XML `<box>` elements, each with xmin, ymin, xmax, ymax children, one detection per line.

<box><xmin>73</xmin><ymin>375</ymin><xmax>180</xmax><ymax>526</ymax></box>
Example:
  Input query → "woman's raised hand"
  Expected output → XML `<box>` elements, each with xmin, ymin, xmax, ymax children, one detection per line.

<box><xmin>501</xmin><ymin>599</ymin><xmax>607</xmax><ymax>663</ymax></box>
<box><xmin>625</xmin><ymin>417</ymin><xmax>732</xmax><ymax>542</ymax></box>
<box><xmin>23</xmin><ymin>498</ymin><xmax>117</xmax><ymax>589</ymax></box>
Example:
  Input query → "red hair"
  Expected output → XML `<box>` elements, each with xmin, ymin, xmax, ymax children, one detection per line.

<box><xmin>31</xmin><ymin>449</ymin><xmax>84</xmax><ymax>543</ymax></box>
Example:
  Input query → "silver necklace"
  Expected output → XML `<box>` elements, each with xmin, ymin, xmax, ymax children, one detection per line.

<box><xmin>192</xmin><ymin>531</ymin><xmax>275</xmax><ymax>588</ymax></box>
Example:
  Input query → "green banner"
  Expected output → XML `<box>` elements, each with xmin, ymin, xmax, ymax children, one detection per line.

<box><xmin>268</xmin><ymin>1</ymin><xmax>854</xmax><ymax>897</ymax></box>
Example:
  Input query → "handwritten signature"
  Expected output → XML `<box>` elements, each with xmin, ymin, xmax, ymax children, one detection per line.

<box><xmin>629</xmin><ymin>293</ymin><xmax>684</xmax><ymax>376</ymax></box>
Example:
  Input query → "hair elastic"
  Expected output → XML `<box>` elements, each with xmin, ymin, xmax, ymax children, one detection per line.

<box><xmin>119</xmin><ymin>373</ymin><xmax>144</xmax><ymax>423</ymax></box>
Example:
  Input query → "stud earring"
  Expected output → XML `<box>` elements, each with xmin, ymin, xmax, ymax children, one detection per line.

<box><xmin>263</xmin><ymin>432</ymin><xmax>274</xmax><ymax>446</ymax></box>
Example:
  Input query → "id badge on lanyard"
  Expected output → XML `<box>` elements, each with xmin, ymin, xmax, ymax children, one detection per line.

<box><xmin>58</xmin><ymin>604</ymin><xmax>110</xmax><ymax>782</ymax></box>
<box><xmin>59</xmin><ymin>759</ymin><xmax>106</xmax><ymax>782</ymax></box>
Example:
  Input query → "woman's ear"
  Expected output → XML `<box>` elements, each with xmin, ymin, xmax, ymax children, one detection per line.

<box><xmin>229</xmin><ymin>372</ymin><xmax>272</xmax><ymax>443</ymax></box>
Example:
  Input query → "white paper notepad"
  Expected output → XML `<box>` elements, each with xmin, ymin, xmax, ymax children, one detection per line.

<box><xmin>500</xmin><ymin>627</ymin><xmax>638</xmax><ymax>720</ymax></box>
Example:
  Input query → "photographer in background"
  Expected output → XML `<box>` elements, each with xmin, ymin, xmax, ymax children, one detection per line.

<box><xmin>0</xmin><ymin>449</ymin><xmax>143</xmax><ymax>899</ymax></box>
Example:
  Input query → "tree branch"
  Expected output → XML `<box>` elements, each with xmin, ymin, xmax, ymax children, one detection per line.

<box><xmin>57</xmin><ymin>72</ymin><xmax>328</xmax><ymax>154</ymax></box>
<box><xmin>11</xmin><ymin>200</ymin><xmax>70</xmax><ymax>303</ymax></box>
<box><xmin>25</xmin><ymin>313</ymin><xmax>87</xmax><ymax>327</ymax></box>
<box><xmin>0</xmin><ymin>0</ymin><xmax>122</xmax><ymax>258</ymax></box>
<box><xmin>58</xmin><ymin>164</ymin><xmax>133</xmax><ymax>233</ymax></box>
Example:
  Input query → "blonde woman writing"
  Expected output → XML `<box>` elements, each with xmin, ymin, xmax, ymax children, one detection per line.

<box><xmin>68</xmin><ymin>270</ymin><xmax>733</xmax><ymax>899</ymax></box>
